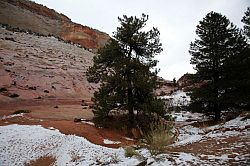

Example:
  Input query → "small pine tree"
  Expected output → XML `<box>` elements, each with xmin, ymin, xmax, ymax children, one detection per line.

<box><xmin>189</xmin><ymin>12</ymin><xmax>248</xmax><ymax>121</ymax></box>
<box><xmin>87</xmin><ymin>14</ymin><xmax>165</xmax><ymax>128</ymax></box>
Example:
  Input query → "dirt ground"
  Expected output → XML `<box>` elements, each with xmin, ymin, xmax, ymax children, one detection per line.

<box><xmin>0</xmin><ymin>104</ymin><xmax>94</xmax><ymax>120</ymax></box>
<box><xmin>0</xmin><ymin>102</ymin><xmax>136</xmax><ymax>166</ymax></box>
<box><xmin>26</xmin><ymin>156</ymin><xmax>56</xmax><ymax>166</ymax></box>
<box><xmin>1</xmin><ymin>102</ymin><xmax>249</xmax><ymax>165</ymax></box>
<box><xmin>0</xmin><ymin>103</ymin><xmax>135</xmax><ymax>149</ymax></box>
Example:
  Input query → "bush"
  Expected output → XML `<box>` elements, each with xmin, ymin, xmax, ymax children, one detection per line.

<box><xmin>0</xmin><ymin>87</ymin><xmax>7</xmax><ymax>92</ymax></box>
<box><xmin>9</xmin><ymin>93</ymin><xmax>19</xmax><ymax>98</ymax></box>
<box><xmin>124</xmin><ymin>146</ymin><xmax>139</xmax><ymax>158</ymax></box>
<box><xmin>28</xmin><ymin>86</ymin><xmax>36</xmax><ymax>90</ymax></box>
<box><xmin>44</xmin><ymin>90</ymin><xmax>49</xmax><ymax>93</ymax></box>
<box><xmin>144</xmin><ymin>122</ymin><xmax>172</xmax><ymax>155</ymax></box>
<box><xmin>13</xmin><ymin>110</ymin><xmax>31</xmax><ymax>114</ymax></box>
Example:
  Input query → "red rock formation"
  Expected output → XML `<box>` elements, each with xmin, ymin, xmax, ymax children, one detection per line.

<box><xmin>0</xmin><ymin>28</ymin><xmax>99</xmax><ymax>105</ymax></box>
<box><xmin>177</xmin><ymin>73</ymin><xmax>193</xmax><ymax>88</ymax></box>
<box><xmin>0</xmin><ymin>0</ymin><xmax>110</xmax><ymax>52</ymax></box>
<box><xmin>61</xmin><ymin>23</ymin><xmax>107</xmax><ymax>51</ymax></box>
<box><xmin>156</xmin><ymin>77</ymin><xmax>176</xmax><ymax>96</ymax></box>
<box><xmin>6</xmin><ymin>0</ymin><xmax>71</xmax><ymax>22</ymax></box>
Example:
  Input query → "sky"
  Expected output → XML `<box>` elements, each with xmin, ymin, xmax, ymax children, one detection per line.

<box><xmin>33</xmin><ymin>0</ymin><xmax>249</xmax><ymax>80</ymax></box>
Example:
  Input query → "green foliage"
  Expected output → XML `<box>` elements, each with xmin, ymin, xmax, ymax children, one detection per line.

<box><xmin>242</xmin><ymin>7</ymin><xmax>250</xmax><ymax>39</ymax></box>
<box><xmin>220</xmin><ymin>47</ymin><xmax>250</xmax><ymax>109</ymax></box>
<box><xmin>87</xmin><ymin>14</ymin><xmax>165</xmax><ymax>128</ymax></box>
<box><xmin>189</xmin><ymin>11</ymin><xmax>248</xmax><ymax>121</ymax></box>
<box><xmin>13</xmin><ymin>109</ymin><xmax>31</xmax><ymax>114</ymax></box>
<box><xmin>144</xmin><ymin>122</ymin><xmax>172</xmax><ymax>155</ymax></box>
<box><xmin>124</xmin><ymin>146</ymin><xmax>140</xmax><ymax>158</ymax></box>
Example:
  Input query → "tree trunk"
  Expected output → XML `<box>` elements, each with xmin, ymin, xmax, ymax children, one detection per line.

<box><xmin>128</xmin><ymin>83</ymin><xmax>134</xmax><ymax>128</ymax></box>
<box><xmin>213</xmin><ymin>62</ymin><xmax>220</xmax><ymax>121</ymax></box>
<box><xmin>127</xmin><ymin>47</ymin><xmax>134</xmax><ymax>128</ymax></box>
<box><xmin>214</xmin><ymin>102</ymin><xmax>221</xmax><ymax>121</ymax></box>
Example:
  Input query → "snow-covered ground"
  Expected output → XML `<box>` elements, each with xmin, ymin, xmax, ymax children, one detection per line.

<box><xmin>172</xmin><ymin>111</ymin><xmax>205</xmax><ymax>122</ymax></box>
<box><xmin>161</xmin><ymin>90</ymin><xmax>190</xmax><ymax>107</ymax></box>
<box><xmin>161</xmin><ymin>90</ymin><xmax>199</xmax><ymax>122</ymax></box>
<box><xmin>173</xmin><ymin>116</ymin><xmax>250</xmax><ymax>146</ymax></box>
<box><xmin>1</xmin><ymin>115</ymin><xmax>249</xmax><ymax>165</ymax></box>
<box><xmin>0</xmin><ymin>124</ymin><xmax>139</xmax><ymax>166</ymax></box>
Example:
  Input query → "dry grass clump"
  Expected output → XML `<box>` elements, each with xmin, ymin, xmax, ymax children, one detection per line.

<box><xmin>13</xmin><ymin>109</ymin><xmax>31</xmax><ymax>114</ymax></box>
<box><xmin>144</xmin><ymin>122</ymin><xmax>173</xmax><ymax>155</ymax></box>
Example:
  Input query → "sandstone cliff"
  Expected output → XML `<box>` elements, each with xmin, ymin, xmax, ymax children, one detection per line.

<box><xmin>0</xmin><ymin>0</ymin><xmax>110</xmax><ymax>52</ymax></box>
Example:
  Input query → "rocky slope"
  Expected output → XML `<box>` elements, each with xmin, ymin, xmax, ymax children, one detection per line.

<box><xmin>156</xmin><ymin>77</ymin><xmax>176</xmax><ymax>96</ymax></box>
<box><xmin>0</xmin><ymin>27</ymin><xmax>98</xmax><ymax>106</ymax></box>
<box><xmin>0</xmin><ymin>0</ymin><xmax>110</xmax><ymax>52</ymax></box>
<box><xmin>0</xmin><ymin>0</ymin><xmax>177</xmax><ymax>106</ymax></box>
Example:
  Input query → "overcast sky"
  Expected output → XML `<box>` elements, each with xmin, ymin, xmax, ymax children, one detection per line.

<box><xmin>34</xmin><ymin>0</ymin><xmax>249</xmax><ymax>80</ymax></box>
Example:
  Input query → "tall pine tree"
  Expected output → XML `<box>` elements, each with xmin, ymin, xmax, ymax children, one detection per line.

<box><xmin>242</xmin><ymin>7</ymin><xmax>250</xmax><ymax>38</ymax></box>
<box><xmin>189</xmin><ymin>12</ymin><xmax>248</xmax><ymax>121</ymax></box>
<box><xmin>87</xmin><ymin>14</ymin><xmax>165</xmax><ymax>128</ymax></box>
<box><xmin>221</xmin><ymin>8</ymin><xmax>250</xmax><ymax>110</ymax></box>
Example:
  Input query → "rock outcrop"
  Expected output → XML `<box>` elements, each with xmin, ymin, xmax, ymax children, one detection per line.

<box><xmin>0</xmin><ymin>0</ymin><xmax>110</xmax><ymax>52</ymax></box>
<box><xmin>156</xmin><ymin>77</ymin><xmax>176</xmax><ymax>96</ymax></box>
<box><xmin>177</xmin><ymin>73</ymin><xmax>194</xmax><ymax>90</ymax></box>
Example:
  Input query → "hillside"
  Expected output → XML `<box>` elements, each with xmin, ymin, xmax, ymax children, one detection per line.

<box><xmin>0</xmin><ymin>0</ymin><xmax>110</xmax><ymax>52</ymax></box>
<box><xmin>0</xmin><ymin>26</ymin><xmax>98</xmax><ymax>106</ymax></box>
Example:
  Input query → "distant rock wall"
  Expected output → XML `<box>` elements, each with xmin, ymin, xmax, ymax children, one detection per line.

<box><xmin>0</xmin><ymin>0</ymin><xmax>110</xmax><ymax>52</ymax></box>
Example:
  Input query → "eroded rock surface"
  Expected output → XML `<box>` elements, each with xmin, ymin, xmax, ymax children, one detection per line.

<box><xmin>0</xmin><ymin>27</ymin><xmax>98</xmax><ymax>106</ymax></box>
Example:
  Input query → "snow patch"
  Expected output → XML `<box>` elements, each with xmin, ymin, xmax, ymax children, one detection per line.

<box><xmin>173</xmin><ymin>125</ymin><xmax>204</xmax><ymax>146</ymax></box>
<box><xmin>161</xmin><ymin>90</ymin><xmax>190</xmax><ymax>106</ymax></box>
<box><xmin>124</xmin><ymin>137</ymin><xmax>134</xmax><ymax>141</ymax></box>
<box><xmin>0</xmin><ymin>113</ymin><xmax>24</xmax><ymax>119</ymax></box>
<box><xmin>173</xmin><ymin>116</ymin><xmax>250</xmax><ymax>146</ymax></box>
<box><xmin>81</xmin><ymin>121</ymin><xmax>95</xmax><ymax>126</ymax></box>
<box><xmin>103</xmin><ymin>139</ymin><xmax>121</xmax><ymax>144</ymax></box>
<box><xmin>173</xmin><ymin>111</ymin><xmax>205</xmax><ymax>122</ymax></box>
<box><xmin>0</xmin><ymin>124</ymin><xmax>138</xmax><ymax>166</ymax></box>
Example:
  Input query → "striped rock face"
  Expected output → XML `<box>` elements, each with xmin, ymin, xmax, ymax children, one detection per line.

<box><xmin>0</xmin><ymin>0</ymin><xmax>110</xmax><ymax>52</ymax></box>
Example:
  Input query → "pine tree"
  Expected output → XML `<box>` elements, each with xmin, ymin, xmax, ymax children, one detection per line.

<box><xmin>87</xmin><ymin>14</ymin><xmax>165</xmax><ymax>128</ymax></box>
<box><xmin>221</xmin><ymin>8</ymin><xmax>250</xmax><ymax>109</ymax></box>
<box><xmin>242</xmin><ymin>7</ymin><xmax>250</xmax><ymax>38</ymax></box>
<box><xmin>189</xmin><ymin>12</ymin><xmax>248</xmax><ymax>121</ymax></box>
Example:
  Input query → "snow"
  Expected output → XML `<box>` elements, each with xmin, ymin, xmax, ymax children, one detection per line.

<box><xmin>124</xmin><ymin>137</ymin><xmax>134</xmax><ymax>141</ymax></box>
<box><xmin>103</xmin><ymin>139</ymin><xmax>121</xmax><ymax>144</ymax></box>
<box><xmin>173</xmin><ymin>125</ymin><xmax>204</xmax><ymax>146</ymax></box>
<box><xmin>207</xmin><ymin>116</ymin><xmax>250</xmax><ymax>131</ymax></box>
<box><xmin>172</xmin><ymin>111</ymin><xmax>205</xmax><ymax>122</ymax></box>
<box><xmin>161</xmin><ymin>91</ymin><xmax>205</xmax><ymax>122</ymax></box>
<box><xmin>0</xmin><ymin>116</ymin><xmax>249</xmax><ymax>165</ymax></box>
<box><xmin>0</xmin><ymin>124</ymin><xmax>139</xmax><ymax>166</ymax></box>
<box><xmin>161</xmin><ymin>90</ymin><xmax>190</xmax><ymax>107</ymax></box>
<box><xmin>81</xmin><ymin>121</ymin><xmax>95</xmax><ymax>126</ymax></box>
<box><xmin>173</xmin><ymin>116</ymin><xmax>250</xmax><ymax>146</ymax></box>
<box><xmin>0</xmin><ymin>113</ymin><xmax>24</xmax><ymax>119</ymax></box>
